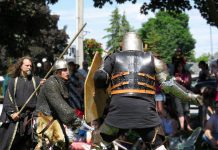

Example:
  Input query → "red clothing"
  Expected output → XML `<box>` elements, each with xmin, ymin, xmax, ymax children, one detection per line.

<box><xmin>75</xmin><ymin>109</ymin><xmax>84</xmax><ymax>119</ymax></box>
<box><xmin>216</xmin><ymin>82</ymin><xmax>218</xmax><ymax>102</ymax></box>
<box><xmin>175</xmin><ymin>72</ymin><xmax>191</xmax><ymax>89</ymax></box>
<box><xmin>70</xmin><ymin>142</ymin><xmax>91</xmax><ymax>150</ymax></box>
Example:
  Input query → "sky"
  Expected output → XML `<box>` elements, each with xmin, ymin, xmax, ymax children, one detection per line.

<box><xmin>49</xmin><ymin>0</ymin><xmax>218</xmax><ymax>58</ymax></box>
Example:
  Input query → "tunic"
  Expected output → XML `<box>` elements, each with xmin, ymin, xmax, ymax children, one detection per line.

<box><xmin>0</xmin><ymin>75</ymin><xmax>40</xmax><ymax>150</ymax></box>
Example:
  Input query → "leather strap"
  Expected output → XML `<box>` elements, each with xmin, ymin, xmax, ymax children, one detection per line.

<box><xmin>138</xmin><ymin>82</ymin><xmax>156</xmax><ymax>90</ymax></box>
<box><xmin>111</xmin><ymin>81</ymin><xmax>129</xmax><ymax>90</ymax></box>
<box><xmin>138</xmin><ymin>73</ymin><xmax>155</xmax><ymax>80</ymax></box>
<box><xmin>111</xmin><ymin>89</ymin><xmax>155</xmax><ymax>95</ymax></box>
<box><xmin>37</xmin><ymin>118</ymin><xmax>55</xmax><ymax>134</ymax></box>
<box><xmin>112</xmin><ymin>72</ymin><xmax>155</xmax><ymax>81</ymax></box>
<box><xmin>111</xmin><ymin>81</ymin><xmax>155</xmax><ymax>90</ymax></box>
<box><xmin>111</xmin><ymin>71</ymin><xmax>129</xmax><ymax>80</ymax></box>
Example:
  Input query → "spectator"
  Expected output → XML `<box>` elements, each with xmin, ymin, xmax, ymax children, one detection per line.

<box><xmin>2</xmin><ymin>74</ymin><xmax>11</xmax><ymax>97</ymax></box>
<box><xmin>154</xmin><ymin>53</ymin><xmax>166</xmax><ymax>117</ymax></box>
<box><xmin>78</xmin><ymin>60</ymin><xmax>89</xmax><ymax>80</ymax></box>
<box><xmin>68</xmin><ymin>60</ymin><xmax>84</xmax><ymax>116</ymax></box>
<box><xmin>211</xmin><ymin>59</ymin><xmax>218</xmax><ymax>103</ymax></box>
<box><xmin>41</xmin><ymin>60</ymin><xmax>52</xmax><ymax>78</ymax></box>
<box><xmin>202</xmin><ymin>86</ymin><xmax>216</xmax><ymax>115</ymax></box>
<box><xmin>35</xmin><ymin>60</ymin><xmax>53</xmax><ymax>78</ymax></box>
<box><xmin>2</xmin><ymin>65</ymin><xmax>14</xmax><ymax>97</ymax></box>
<box><xmin>210</xmin><ymin>59</ymin><xmax>218</xmax><ymax>76</ymax></box>
<box><xmin>202</xmin><ymin>102</ymin><xmax>218</xmax><ymax>149</ymax></box>
<box><xmin>161</xmin><ymin>113</ymin><xmax>179</xmax><ymax>137</ymax></box>
<box><xmin>155</xmin><ymin>82</ymin><xmax>166</xmax><ymax>117</ymax></box>
<box><xmin>172</xmin><ymin>48</ymin><xmax>186</xmax><ymax>66</ymax></box>
<box><xmin>198</xmin><ymin>60</ymin><xmax>210</xmax><ymax>82</ymax></box>
<box><xmin>171</xmin><ymin>48</ymin><xmax>186</xmax><ymax>77</ymax></box>
<box><xmin>173</xmin><ymin>62</ymin><xmax>193</xmax><ymax>131</ymax></box>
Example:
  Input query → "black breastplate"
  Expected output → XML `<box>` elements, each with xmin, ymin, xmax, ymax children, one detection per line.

<box><xmin>111</xmin><ymin>51</ymin><xmax>156</xmax><ymax>96</ymax></box>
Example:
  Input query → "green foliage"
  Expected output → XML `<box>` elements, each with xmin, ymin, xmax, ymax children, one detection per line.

<box><xmin>138</xmin><ymin>11</ymin><xmax>196</xmax><ymax>64</ymax></box>
<box><xmin>104</xmin><ymin>8</ymin><xmax>132</xmax><ymax>52</ymax></box>
<box><xmin>0</xmin><ymin>0</ymin><xmax>68</xmax><ymax>73</ymax></box>
<box><xmin>83</xmin><ymin>38</ymin><xmax>103</xmax><ymax>64</ymax></box>
<box><xmin>104</xmin><ymin>8</ymin><xmax>122</xmax><ymax>52</ymax></box>
<box><xmin>195</xmin><ymin>53</ymin><xmax>210</xmax><ymax>62</ymax></box>
<box><xmin>121</xmin><ymin>12</ymin><xmax>134</xmax><ymax>33</ymax></box>
<box><xmin>93</xmin><ymin>0</ymin><xmax>218</xmax><ymax>28</ymax></box>
<box><xmin>186</xmin><ymin>50</ymin><xmax>196</xmax><ymax>62</ymax></box>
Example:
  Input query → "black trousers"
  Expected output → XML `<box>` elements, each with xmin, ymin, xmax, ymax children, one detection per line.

<box><xmin>100</xmin><ymin>123</ymin><xmax>165</xmax><ymax>149</ymax></box>
<box><xmin>11</xmin><ymin>133</ymin><xmax>35</xmax><ymax>150</ymax></box>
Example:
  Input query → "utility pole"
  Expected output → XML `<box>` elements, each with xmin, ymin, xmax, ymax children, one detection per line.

<box><xmin>210</xmin><ymin>26</ymin><xmax>214</xmax><ymax>58</ymax></box>
<box><xmin>76</xmin><ymin>0</ymin><xmax>84</xmax><ymax>68</ymax></box>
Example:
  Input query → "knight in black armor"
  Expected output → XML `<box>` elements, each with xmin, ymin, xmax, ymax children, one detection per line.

<box><xmin>94</xmin><ymin>32</ymin><xmax>203</xmax><ymax>150</ymax></box>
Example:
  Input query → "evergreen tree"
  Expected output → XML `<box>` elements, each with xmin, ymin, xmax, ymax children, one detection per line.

<box><xmin>104</xmin><ymin>8</ymin><xmax>132</xmax><ymax>52</ymax></box>
<box><xmin>104</xmin><ymin>8</ymin><xmax>122</xmax><ymax>52</ymax></box>
<box><xmin>120</xmin><ymin>12</ymin><xmax>133</xmax><ymax>36</ymax></box>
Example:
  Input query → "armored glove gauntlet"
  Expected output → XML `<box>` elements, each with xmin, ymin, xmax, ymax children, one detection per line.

<box><xmin>161</xmin><ymin>78</ymin><xmax>203</xmax><ymax>106</ymax></box>
<box><xmin>188</xmin><ymin>93</ymin><xmax>203</xmax><ymax>106</ymax></box>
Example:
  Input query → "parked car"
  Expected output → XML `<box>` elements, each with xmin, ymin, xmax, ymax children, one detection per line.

<box><xmin>192</xmin><ymin>78</ymin><xmax>216</xmax><ymax>95</ymax></box>
<box><xmin>190</xmin><ymin>77</ymin><xmax>217</xmax><ymax>128</ymax></box>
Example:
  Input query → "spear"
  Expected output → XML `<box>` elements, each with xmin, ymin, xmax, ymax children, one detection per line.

<box><xmin>18</xmin><ymin>23</ymin><xmax>87</xmax><ymax>114</ymax></box>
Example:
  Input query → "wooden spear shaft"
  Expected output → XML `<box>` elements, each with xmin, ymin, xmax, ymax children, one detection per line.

<box><xmin>18</xmin><ymin>23</ymin><xmax>87</xmax><ymax>114</ymax></box>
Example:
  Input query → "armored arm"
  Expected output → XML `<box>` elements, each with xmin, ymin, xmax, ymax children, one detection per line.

<box><xmin>154</xmin><ymin>57</ymin><xmax>203</xmax><ymax>105</ymax></box>
<box><xmin>94</xmin><ymin>66</ymin><xmax>110</xmax><ymax>89</ymax></box>
<box><xmin>94</xmin><ymin>54</ymin><xmax>113</xmax><ymax>89</ymax></box>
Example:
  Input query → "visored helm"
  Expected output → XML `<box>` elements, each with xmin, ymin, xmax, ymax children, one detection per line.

<box><xmin>53</xmin><ymin>59</ymin><xmax>68</xmax><ymax>71</ymax></box>
<box><xmin>122</xmin><ymin>32</ymin><xmax>143</xmax><ymax>51</ymax></box>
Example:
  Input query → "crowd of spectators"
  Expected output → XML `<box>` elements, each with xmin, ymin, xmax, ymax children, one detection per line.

<box><xmin>0</xmin><ymin>49</ymin><xmax>218</xmax><ymax>149</ymax></box>
<box><xmin>156</xmin><ymin>48</ymin><xmax>218</xmax><ymax>149</ymax></box>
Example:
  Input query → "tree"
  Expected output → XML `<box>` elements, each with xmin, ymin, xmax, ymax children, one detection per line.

<box><xmin>104</xmin><ymin>8</ymin><xmax>122</xmax><ymax>52</ymax></box>
<box><xmin>120</xmin><ymin>12</ymin><xmax>134</xmax><ymax>34</ymax></box>
<box><xmin>104</xmin><ymin>8</ymin><xmax>132</xmax><ymax>52</ymax></box>
<box><xmin>138</xmin><ymin>11</ymin><xmax>196</xmax><ymax>63</ymax></box>
<box><xmin>0</xmin><ymin>0</ymin><xmax>68</xmax><ymax>74</ymax></box>
<box><xmin>195</xmin><ymin>53</ymin><xmax>210</xmax><ymax>62</ymax></box>
<box><xmin>92</xmin><ymin>0</ymin><xmax>218</xmax><ymax>28</ymax></box>
<box><xmin>83</xmin><ymin>38</ymin><xmax>103</xmax><ymax>64</ymax></box>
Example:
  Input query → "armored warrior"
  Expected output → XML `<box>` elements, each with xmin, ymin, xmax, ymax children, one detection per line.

<box><xmin>35</xmin><ymin>59</ymin><xmax>80</xmax><ymax>150</ymax></box>
<box><xmin>94</xmin><ymin>32</ymin><xmax>203</xmax><ymax>150</ymax></box>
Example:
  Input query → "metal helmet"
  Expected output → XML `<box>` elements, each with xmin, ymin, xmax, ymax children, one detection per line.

<box><xmin>122</xmin><ymin>32</ymin><xmax>143</xmax><ymax>51</ymax></box>
<box><xmin>53</xmin><ymin>59</ymin><xmax>68</xmax><ymax>71</ymax></box>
